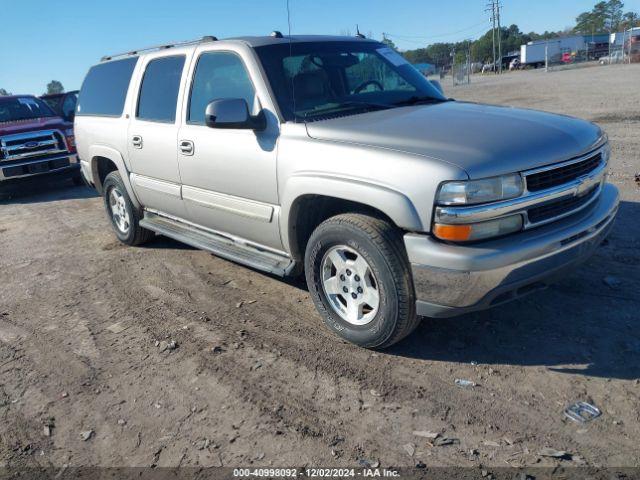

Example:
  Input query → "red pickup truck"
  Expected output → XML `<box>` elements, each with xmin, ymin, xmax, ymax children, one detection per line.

<box><xmin>0</xmin><ymin>95</ymin><xmax>81</xmax><ymax>186</ymax></box>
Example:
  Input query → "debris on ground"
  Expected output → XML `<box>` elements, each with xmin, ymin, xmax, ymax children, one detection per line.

<box><xmin>403</xmin><ymin>443</ymin><xmax>415</xmax><ymax>456</ymax></box>
<box><xmin>635</xmin><ymin>172</ymin><xmax>640</xmax><ymax>185</ymax></box>
<box><xmin>80</xmin><ymin>430</ymin><xmax>94</xmax><ymax>441</ymax></box>
<box><xmin>564</xmin><ymin>402</ymin><xmax>602</xmax><ymax>423</ymax></box>
<box><xmin>358</xmin><ymin>459</ymin><xmax>379</xmax><ymax>468</ymax></box>
<box><xmin>117</xmin><ymin>419</ymin><xmax>126</xmax><ymax>425</ymax></box>
<box><xmin>539</xmin><ymin>447</ymin><xmax>571</xmax><ymax>459</ymax></box>
<box><xmin>158</xmin><ymin>340</ymin><xmax>178</xmax><ymax>353</ymax></box>
<box><xmin>455</xmin><ymin>379</ymin><xmax>477</xmax><ymax>388</ymax></box>
<box><xmin>195</xmin><ymin>438</ymin><xmax>210</xmax><ymax>450</ymax></box>
<box><xmin>434</xmin><ymin>437</ymin><xmax>459</xmax><ymax>447</ymax></box>
<box><xmin>106</xmin><ymin>322</ymin><xmax>127</xmax><ymax>334</ymax></box>
<box><xmin>412</xmin><ymin>430</ymin><xmax>439</xmax><ymax>439</ymax></box>
<box><xmin>603</xmin><ymin>275</ymin><xmax>621</xmax><ymax>289</ymax></box>
<box><xmin>482</xmin><ymin>440</ymin><xmax>501</xmax><ymax>447</ymax></box>
<box><xmin>370</xmin><ymin>389</ymin><xmax>382</xmax><ymax>397</ymax></box>
<box><xmin>42</xmin><ymin>418</ymin><xmax>55</xmax><ymax>437</ymax></box>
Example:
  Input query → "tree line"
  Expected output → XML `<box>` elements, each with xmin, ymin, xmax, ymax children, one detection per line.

<box><xmin>0</xmin><ymin>81</ymin><xmax>65</xmax><ymax>97</ymax></box>
<box><xmin>398</xmin><ymin>0</ymin><xmax>639</xmax><ymax>66</ymax></box>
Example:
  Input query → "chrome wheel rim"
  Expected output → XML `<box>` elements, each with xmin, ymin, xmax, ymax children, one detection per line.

<box><xmin>109</xmin><ymin>187</ymin><xmax>130</xmax><ymax>234</ymax></box>
<box><xmin>321</xmin><ymin>245</ymin><xmax>380</xmax><ymax>326</ymax></box>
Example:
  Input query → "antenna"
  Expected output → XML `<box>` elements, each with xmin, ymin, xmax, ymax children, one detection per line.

<box><xmin>356</xmin><ymin>24</ymin><xmax>365</xmax><ymax>38</ymax></box>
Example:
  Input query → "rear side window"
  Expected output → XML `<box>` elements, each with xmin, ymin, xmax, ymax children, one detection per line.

<box><xmin>188</xmin><ymin>52</ymin><xmax>256</xmax><ymax>124</ymax></box>
<box><xmin>136</xmin><ymin>55</ymin><xmax>185</xmax><ymax>123</ymax></box>
<box><xmin>77</xmin><ymin>57</ymin><xmax>138</xmax><ymax>117</ymax></box>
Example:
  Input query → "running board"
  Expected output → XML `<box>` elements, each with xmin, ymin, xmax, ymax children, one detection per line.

<box><xmin>140</xmin><ymin>212</ymin><xmax>293</xmax><ymax>276</ymax></box>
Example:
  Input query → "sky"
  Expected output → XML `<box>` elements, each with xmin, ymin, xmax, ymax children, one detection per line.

<box><xmin>1</xmin><ymin>0</ymin><xmax>639</xmax><ymax>95</ymax></box>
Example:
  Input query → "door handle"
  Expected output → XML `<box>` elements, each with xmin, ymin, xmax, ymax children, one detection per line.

<box><xmin>132</xmin><ymin>135</ymin><xmax>143</xmax><ymax>149</ymax></box>
<box><xmin>179</xmin><ymin>139</ymin><xmax>194</xmax><ymax>156</ymax></box>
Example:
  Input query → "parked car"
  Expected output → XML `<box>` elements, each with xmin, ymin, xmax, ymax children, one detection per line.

<box><xmin>40</xmin><ymin>90</ymin><xmax>79</xmax><ymax>122</ymax></box>
<box><xmin>599</xmin><ymin>51</ymin><xmax>627</xmax><ymax>64</ymax></box>
<box><xmin>0</xmin><ymin>95</ymin><xmax>82</xmax><ymax>186</ymax></box>
<box><xmin>76</xmin><ymin>34</ymin><xmax>619</xmax><ymax>348</ymax></box>
<box><xmin>509</xmin><ymin>58</ymin><xmax>521</xmax><ymax>70</ymax></box>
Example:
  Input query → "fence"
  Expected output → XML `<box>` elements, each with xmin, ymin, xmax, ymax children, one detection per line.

<box><xmin>452</xmin><ymin>60</ymin><xmax>471</xmax><ymax>86</ymax></box>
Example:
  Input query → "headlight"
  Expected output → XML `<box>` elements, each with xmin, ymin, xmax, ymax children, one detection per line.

<box><xmin>437</xmin><ymin>173</ymin><xmax>524</xmax><ymax>205</ymax></box>
<box><xmin>64</xmin><ymin>128</ymin><xmax>74</xmax><ymax>136</ymax></box>
<box><xmin>433</xmin><ymin>214</ymin><xmax>523</xmax><ymax>242</ymax></box>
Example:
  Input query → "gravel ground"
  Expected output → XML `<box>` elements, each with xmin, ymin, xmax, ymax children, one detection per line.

<box><xmin>1</xmin><ymin>64</ymin><xmax>639</xmax><ymax>473</ymax></box>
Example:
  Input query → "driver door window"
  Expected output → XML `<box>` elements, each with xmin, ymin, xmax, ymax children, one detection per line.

<box><xmin>188</xmin><ymin>52</ymin><xmax>257</xmax><ymax>123</ymax></box>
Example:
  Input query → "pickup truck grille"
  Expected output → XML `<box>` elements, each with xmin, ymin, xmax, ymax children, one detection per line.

<box><xmin>0</xmin><ymin>130</ymin><xmax>67</xmax><ymax>162</ymax></box>
<box><xmin>525</xmin><ymin>152</ymin><xmax>602</xmax><ymax>192</ymax></box>
<box><xmin>527</xmin><ymin>185</ymin><xmax>599</xmax><ymax>224</ymax></box>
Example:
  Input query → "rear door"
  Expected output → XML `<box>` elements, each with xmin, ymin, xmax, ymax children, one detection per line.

<box><xmin>127</xmin><ymin>51</ymin><xmax>191</xmax><ymax>218</ymax></box>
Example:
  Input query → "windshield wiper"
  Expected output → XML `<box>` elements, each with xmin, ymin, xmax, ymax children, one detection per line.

<box><xmin>302</xmin><ymin>101</ymin><xmax>392</xmax><ymax>120</ymax></box>
<box><xmin>393</xmin><ymin>96</ymin><xmax>451</xmax><ymax>106</ymax></box>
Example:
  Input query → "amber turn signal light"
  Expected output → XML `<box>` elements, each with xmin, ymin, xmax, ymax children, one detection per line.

<box><xmin>433</xmin><ymin>223</ymin><xmax>473</xmax><ymax>241</ymax></box>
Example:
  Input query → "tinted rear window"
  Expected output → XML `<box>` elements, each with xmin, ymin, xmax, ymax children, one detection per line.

<box><xmin>137</xmin><ymin>55</ymin><xmax>185</xmax><ymax>123</ymax></box>
<box><xmin>77</xmin><ymin>57</ymin><xmax>138</xmax><ymax>117</ymax></box>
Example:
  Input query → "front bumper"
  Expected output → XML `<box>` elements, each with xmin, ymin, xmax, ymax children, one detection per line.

<box><xmin>0</xmin><ymin>154</ymin><xmax>79</xmax><ymax>181</ymax></box>
<box><xmin>405</xmin><ymin>183</ymin><xmax>619</xmax><ymax>318</ymax></box>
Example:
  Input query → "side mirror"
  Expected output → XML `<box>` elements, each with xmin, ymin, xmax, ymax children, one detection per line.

<box><xmin>430</xmin><ymin>80</ymin><xmax>444</xmax><ymax>94</ymax></box>
<box><xmin>205</xmin><ymin>98</ymin><xmax>266</xmax><ymax>131</ymax></box>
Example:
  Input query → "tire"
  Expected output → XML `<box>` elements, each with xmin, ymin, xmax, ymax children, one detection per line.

<box><xmin>102</xmin><ymin>171</ymin><xmax>154</xmax><ymax>246</ymax></box>
<box><xmin>304</xmin><ymin>213</ymin><xmax>418</xmax><ymax>349</ymax></box>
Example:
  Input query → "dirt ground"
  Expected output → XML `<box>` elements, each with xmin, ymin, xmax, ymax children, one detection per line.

<box><xmin>1</xmin><ymin>64</ymin><xmax>639</xmax><ymax>473</ymax></box>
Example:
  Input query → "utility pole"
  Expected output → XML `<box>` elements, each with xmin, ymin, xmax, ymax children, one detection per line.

<box><xmin>496</xmin><ymin>1</ymin><xmax>503</xmax><ymax>73</ymax></box>
<box><xmin>486</xmin><ymin>1</ymin><xmax>502</xmax><ymax>73</ymax></box>
<box><xmin>486</xmin><ymin>1</ymin><xmax>497</xmax><ymax>72</ymax></box>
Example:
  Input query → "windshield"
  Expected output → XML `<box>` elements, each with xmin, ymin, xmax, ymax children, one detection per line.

<box><xmin>0</xmin><ymin>96</ymin><xmax>56</xmax><ymax>122</ymax></box>
<box><xmin>255</xmin><ymin>41</ymin><xmax>447</xmax><ymax>122</ymax></box>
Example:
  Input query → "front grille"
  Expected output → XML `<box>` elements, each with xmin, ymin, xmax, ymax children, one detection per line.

<box><xmin>525</xmin><ymin>153</ymin><xmax>602</xmax><ymax>192</ymax></box>
<box><xmin>0</xmin><ymin>130</ymin><xmax>66</xmax><ymax>162</ymax></box>
<box><xmin>527</xmin><ymin>186</ymin><xmax>599</xmax><ymax>224</ymax></box>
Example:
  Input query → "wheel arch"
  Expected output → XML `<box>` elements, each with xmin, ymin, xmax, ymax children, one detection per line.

<box><xmin>88</xmin><ymin>145</ymin><xmax>141</xmax><ymax>210</ymax></box>
<box><xmin>281</xmin><ymin>175</ymin><xmax>423</xmax><ymax>262</ymax></box>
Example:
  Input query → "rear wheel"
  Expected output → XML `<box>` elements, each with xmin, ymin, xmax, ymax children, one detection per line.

<box><xmin>305</xmin><ymin>213</ymin><xmax>419</xmax><ymax>349</ymax></box>
<box><xmin>103</xmin><ymin>171</ymin><xmax>153</xmax><ymax>246</ymax></box>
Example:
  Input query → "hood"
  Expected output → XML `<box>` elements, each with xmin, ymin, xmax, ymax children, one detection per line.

<box><xmin>0</xmin><ymin>116</ymin><xmax>72</xmax><ymax>137</ymax></box>
<box><xmin>305</xmin><ymin>101</ymin><xmax>603</xmax><ymax>178</ymax></box>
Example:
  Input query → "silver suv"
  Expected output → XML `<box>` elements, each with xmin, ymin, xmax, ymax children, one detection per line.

<box><xmin>75</xmin><ymin>34</ymin><xmax>619</xmax><ymax>348</ymax></box>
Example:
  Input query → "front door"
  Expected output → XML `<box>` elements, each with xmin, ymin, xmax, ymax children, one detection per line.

<box><xmin>177</xmin><ymin>48</ymin><xmax>282</xmax><ymax>250</ymax></box>
<box><xmin>127</xmin><ymin>53</ymin><xmax>189</xmax><ymax>218</ymax></box>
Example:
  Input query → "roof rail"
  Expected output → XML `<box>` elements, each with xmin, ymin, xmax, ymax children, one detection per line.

<box><xmin>100</xmin><ymin>35</ymin><xmax>218</xmax><ymax>62</ymax></box>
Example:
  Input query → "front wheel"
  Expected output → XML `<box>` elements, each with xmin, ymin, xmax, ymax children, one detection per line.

<box><xmin>304</xmin><ymin>213</ymin><xmax>418</xmax><ymax>349</ymax></box>
<box><xmin>102</xmin><ymin>171</ymin><xmax>154</xmax><ymax>246</ymax></box>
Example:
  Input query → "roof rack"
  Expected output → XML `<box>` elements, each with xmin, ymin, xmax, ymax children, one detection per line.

<box><xmin>100</xmin><ymin>35</ymin><xmax>218</xmax><ymax>62</ymax></box>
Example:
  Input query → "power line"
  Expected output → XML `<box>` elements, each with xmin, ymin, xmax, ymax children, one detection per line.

<box><xmin>385</xmin><ymin>20</ymin><xmax>491</xmax><ymax>41</ymax></box>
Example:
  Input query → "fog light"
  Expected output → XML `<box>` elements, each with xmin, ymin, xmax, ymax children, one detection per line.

<box><xmin>434</xmin><ymin>214</ymin><xmax>523</xmax><ymax>242</ymax></box>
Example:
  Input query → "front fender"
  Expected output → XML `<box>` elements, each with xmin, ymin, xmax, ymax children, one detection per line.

<box><xmin>88</xmin><ymin>145</ymin><xmax>141</xmax><ymax>210</ymax></box>
<box><xmin>280</xmin><ymin>172</ymin><xmax>423</xmax><ymax>254</ymax></box>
